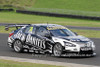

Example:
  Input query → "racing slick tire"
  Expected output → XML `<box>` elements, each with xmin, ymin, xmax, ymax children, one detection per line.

<box><xmin>13</xmin><ymin>40</ymin><xmax>23</xmax><ymax>53</ymax></box>
<box><xmin>53</xmin><ymin>43</ymin><xmax>63</xmax><ymax>57</ymax></box>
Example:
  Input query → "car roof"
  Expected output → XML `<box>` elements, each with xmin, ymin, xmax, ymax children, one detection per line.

<box><xmin>31</xmin><ymin>24</ymin><xmax>64</xmax><ymax>27</ymax></box>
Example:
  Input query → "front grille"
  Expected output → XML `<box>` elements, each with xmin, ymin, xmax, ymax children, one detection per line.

<box><xmin>80</xmin><ymin>50</ymin><xmax>93</xmax><ymax>54</ymax></box>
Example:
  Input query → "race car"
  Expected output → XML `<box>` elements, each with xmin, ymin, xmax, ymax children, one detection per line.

<box><xmin>7</xmin><ymin>24</ymin><xmax>96</xmax><ymax>57</ymax></box>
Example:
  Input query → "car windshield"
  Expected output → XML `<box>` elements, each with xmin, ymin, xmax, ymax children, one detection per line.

<box><xmin>50</xmin><ymin>29</ymin><xmax>76</xmax><ymax>36</ymax></box>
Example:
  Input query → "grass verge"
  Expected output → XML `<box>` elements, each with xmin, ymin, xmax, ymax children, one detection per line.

<box><xmin>0</xmin><ymin>12</ymin><xmax>100</xmax><ymax>27</ymax></box>
<box><xmin>0</xmin><ymin>26</ymin><xmax>100</xmax><ymax>38</ymax></box>
<box><xmin>71</xmin><ymin>29</ymin><xmax>100</xmax><ymax>38</ymax></box>
<box><xmin>0</xmin><ymin>59</ymin><xmax>62</xmax><ymax>67</ymax></box>
<box><xmin>1</xmin><ymin>0</ymin><xmax>100</xmax><ymax>17</ymax></box>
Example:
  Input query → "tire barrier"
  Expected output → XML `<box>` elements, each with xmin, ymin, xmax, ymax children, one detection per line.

<box><xmin>0</xmin><ymin>9</ymin><xmax>14</xmax><ymax>12</ymax></box>
<box><xmin>16</xmin><ymin>10</ymin><xmax>100</xmax><ymax>20</ymax></box>
<box><xmin>0</xmin><ymin>9</ymin><xmax>100</xmax><ymax>20</ymax></box>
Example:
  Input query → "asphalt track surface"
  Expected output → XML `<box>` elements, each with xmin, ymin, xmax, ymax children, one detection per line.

<box><xmin>0</xmin><ymin>33</ymin><xmax>100</xmax><ymax>66</ymax></box>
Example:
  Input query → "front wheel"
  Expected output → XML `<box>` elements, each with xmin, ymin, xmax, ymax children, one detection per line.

<box><xmin>53</xmin><ymin>43</ymin><xmax>63</xmax><ymax>57</ymax></box>
<box><xmin>13</xmin><ymin>40</ymin><xmax>23</xmax><ymax>53</ymax></box>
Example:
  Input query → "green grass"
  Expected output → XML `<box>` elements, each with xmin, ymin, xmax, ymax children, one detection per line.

<box><xmin>0</xmin><ymin>12</ymin><xmax>100</xmax><ymax>27</ymax></box>
<box><xmin>0</xmin><ymin>59</ymin><xmax>62</xmax><ymax>67</ymax></box>
<box><xmin>32</xmin><ymin>0</ymin><xmax>100</xmax><ymax>12</ymax></box>
<box><xmin>71</xmin><ymin>29</ymin><xmax>100</xmax><ymax>38</ymax></box>
<box><xmin>0</xmin><ymin>26</ymin><xmax>15</xmax><ymax>33</ymax></box>
<box><xmin>26</xmin><ymin>0</ymin><xmax>100</xmax><ymax>17</ymax></box>
<box><xmin>0</xmin><ymin>0</ymin><xmax>100</xmax><ymax>17</ymax></box>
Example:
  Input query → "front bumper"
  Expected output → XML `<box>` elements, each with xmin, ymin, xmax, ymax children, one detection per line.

<box><xmin>63</xmin><ymin>46</ymin><xmax>96</xmax><ymax>56</ymax></box>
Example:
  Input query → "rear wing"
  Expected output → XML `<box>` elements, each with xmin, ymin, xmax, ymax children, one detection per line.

<box><xmin>0</xmin><ymin>23</ymin><xmax>30</xmax><ymax>31</ymax></box>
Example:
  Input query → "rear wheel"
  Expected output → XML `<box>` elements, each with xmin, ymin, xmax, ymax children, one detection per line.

<box><xmin>53</xmin><ymin>43</ymin><xmax>63</xmax><ymax>57</ymax></box>
<box><xmin>13</xmin><ymin>40</ymin><xmax>23</xmax><ymax>53</ymax></box>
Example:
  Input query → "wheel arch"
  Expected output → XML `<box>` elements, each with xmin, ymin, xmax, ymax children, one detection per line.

<box><xmin>53</xmin><ymin>42</ymin><xmax>65</xmax><ymax>52</ymax></box>
<box><xmin>12</xmin><ymin>38</ymin><xmax>24</xmax><ymax>48</ymax></box>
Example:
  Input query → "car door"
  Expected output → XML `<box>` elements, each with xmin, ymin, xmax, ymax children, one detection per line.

<box><xmin>24</xmin><ymin>26</ymin><xmax>46</xmax><ymax>50</ymax></box>
<box><xmin>35</xmin><ymin>26</ymin><xmax>54</xmax><ymax>50</ymax></box>
<box><xmin>24</xmin><ymin>26</ymin><xmax>36</xmax><ymax>45</ymax></box>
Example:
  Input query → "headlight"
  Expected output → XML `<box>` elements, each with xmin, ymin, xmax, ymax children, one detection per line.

<box><xmin>64</xmin><ymin>41</ymin><xmax>76</xmax><ymax>47</ymax></box>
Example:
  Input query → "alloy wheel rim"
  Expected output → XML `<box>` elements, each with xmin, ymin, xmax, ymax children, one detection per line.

<box><xmin>54</xmin><ymin>44</ymin><xmax>62</xmax><ymax>56</ymax></box>
<box><xmin>14</xmin><ymin>40</ymin><xmax>21</xmax><ymax>52</ymax></box>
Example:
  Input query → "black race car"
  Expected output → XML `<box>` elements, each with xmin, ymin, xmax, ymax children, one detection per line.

<box><xmin>7</xmin><ymin>24</ymin><xmax>96</xmax><ymax>57</ymax></box>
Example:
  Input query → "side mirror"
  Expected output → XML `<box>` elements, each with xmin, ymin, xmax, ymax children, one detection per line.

<box><xmin>74</xmin><ymin>32</ymin><xmax>78</xmax><ymax>35</ymax></box>
<box><xmin>44</xmin><ymin>33</ymin><xmax>51</xmax><ymax>38</ymax></box>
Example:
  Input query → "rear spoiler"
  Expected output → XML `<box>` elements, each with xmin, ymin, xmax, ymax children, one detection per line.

<box><xmin>0</xmin><ymin>23</ymin><xmax>30</xmax><ymax>31</ymax></box>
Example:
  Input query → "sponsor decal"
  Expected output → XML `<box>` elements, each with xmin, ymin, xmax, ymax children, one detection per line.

<box><xmin>26</xmin><ymin>34</ymin><xmax>46</xmax><ymax>49</ymax></box>
<box><xmin>13</xmin><ymin>30</ymin><xmax>46</xmax><ymax>49</ymax></box>
<box><xmin>47</xmin><ymin>26</ymin><xmax>68</xmax><ymax>30</ymax></box>
<box><xmin>13</xmin><ymin>30</ymin><xmax>26</xmax><ymax>41</ymax></box>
